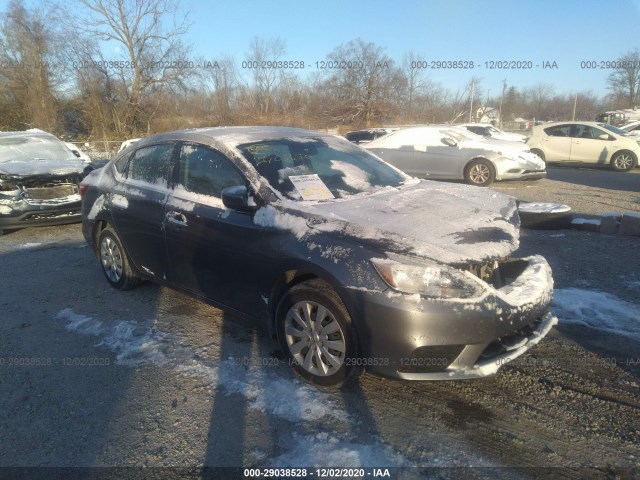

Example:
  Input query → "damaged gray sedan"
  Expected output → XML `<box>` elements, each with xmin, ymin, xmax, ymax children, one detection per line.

<box><xmin>0</xmin><ymin>130</ymin><xmax>90</xmax><ymax>234</ymax></box>
<box><xmin>81</xmin><ymin>126</ymin><xmax>557</xmax><ymax>386</ymax></box>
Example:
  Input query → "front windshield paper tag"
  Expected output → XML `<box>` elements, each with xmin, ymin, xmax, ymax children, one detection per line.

<box><xmin>289</xmin><ymin>174</ymin><xmax>334</xmax><ymax>200</ymax></box>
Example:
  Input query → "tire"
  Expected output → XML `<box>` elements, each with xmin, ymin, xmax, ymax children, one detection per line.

<box><xmin>97</xmin><ymin>225</ymin><xmax>141</xmax><ymax>290</ymax></box>
<box><xmin>276</xmin><ymin>279</ymin><xmax>361</xmax><ymax>387</ymax></box>
<box><xmin>464</xmin><ymin>159</ymin><xmax>496</xmax><ymax>186</ymax></box>
<box><xmin>610</xmin><ymin>151</ymin><xmax>636</xmax><ymax>172</ymax></box>
<box><xmin>518</xmin><ymin>202</ymin><xmax>573</xmax><ymax>230</ymax></box>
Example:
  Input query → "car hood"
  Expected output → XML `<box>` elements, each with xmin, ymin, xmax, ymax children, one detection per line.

<box><xmin>0</xmin><ymin>157</ymin><xmax>87</xmax><ymax>177</ymax></box>
<box><xmin>278</xmin><ymin>180</ymin><xmax>520</xmax><ymax>265</ymax></box>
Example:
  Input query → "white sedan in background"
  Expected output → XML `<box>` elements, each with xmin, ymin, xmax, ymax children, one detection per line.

<box><xmin>458</xmin><ymin>123</ymin><xmax>527</xmax><ymax>142</ymax></box>
<box><xmin>365</xmin><ymin>126</ymin><xmax>546</xmax><ymax>186</ymax></box>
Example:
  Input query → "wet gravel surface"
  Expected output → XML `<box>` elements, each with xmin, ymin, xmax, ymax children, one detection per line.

<box><xmin>0</xmin><ymin>168</ymin><xmax>639</xmax><ymax>479</ymax></box>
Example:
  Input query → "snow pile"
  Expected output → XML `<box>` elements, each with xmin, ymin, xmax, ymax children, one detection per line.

<box><xmin>56</xmin><ymin>308</ymin><xmax>168</xmax><ymax>364</ymax></box>
<box><xmin>253</xmin><ymin>205</ymin><xmax>309</xmax><ymax>239</ymax></box>
<box><xmin>553</xmin><ymin>288</ymin><xmax>640</xmax><ymax>340</ymax></box>
<box><xmin>271</xmin><ymin>432</ymin><xmax>414</xmax><ymax>468</ymax></box>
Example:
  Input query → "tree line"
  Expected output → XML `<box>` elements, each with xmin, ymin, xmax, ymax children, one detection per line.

<box><xmin>1</xmin><ymin>0</ymin><xmax>639</xmax><ymax>140</ymax></box>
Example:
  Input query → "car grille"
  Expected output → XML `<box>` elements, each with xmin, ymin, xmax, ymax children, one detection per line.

<box><xmin>478</xmin><ymin>315</ymin><xmax>545</xmax><ymax>361</ymax></box>
<box><xmin>467</xmin><ymin>258</ymin><xmax>528</xmax><ymax>289</ymax></box>
<box><xmin>22</xmin><ymin>210</ymin><xmax>80</xmax><ymax>221</ymax></box>
<box><xmin>26</xmin><ymin>183</ymin><xmax>78</xmax><ymax>200</ymax></box>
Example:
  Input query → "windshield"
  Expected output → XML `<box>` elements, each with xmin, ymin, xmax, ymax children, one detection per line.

<box><xmin>238</xmin><ymin>136</ymin><xmax>407</xmax><ymax>200</ymax></box>
<box><xmin>599</xmin><ymin>123</ymin><xmax>627</xmax><ymax>136</ymax></box>
<box><xmin>440</xmin><ymin>129</ymin><xmax>471</xmax><ymax>142</ymax></box>
<box><xmin>0</xmin><ymin>135</ymin><xmax>77</xmax><ymax>163</ymax></box>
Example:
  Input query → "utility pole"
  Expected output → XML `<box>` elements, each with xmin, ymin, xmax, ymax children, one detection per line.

<box><xmin>572</xmin><ymin>93</ymin><xmax>578</xmax><ymax>121</ymax></box>
<box><xmin>499</xmin><ymin>79</ymin><xmax>507</xmax><ymax>128</ymax></box>
<box><xmin>469</xmin><ymin>79</ymin><xmax>475</xmax><ymax>122</ymax></box>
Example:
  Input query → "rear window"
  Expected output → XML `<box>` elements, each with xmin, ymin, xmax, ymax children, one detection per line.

<box><xmin>127</xmin><ymin>144</ymin><xmax>175</xmax><ymax>185</ymax></box>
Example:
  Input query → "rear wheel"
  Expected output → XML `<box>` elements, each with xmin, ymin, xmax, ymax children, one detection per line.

<box><xmin>611</xmin><ymin>151</ymin><xmax>636</xmax><ymax>171</ymax></box>
<box><xmin>276</xmin><ymin>279</ymin><xmax>361</xmax><ymax>387</ymax></box>
<box><xmin>464</xmin><ymin>159</ymin><xmax>495</xmax><ymax>186</ymax></box>
<box><xmin>97</xmin><ymin>225</ymin><xmax>141</xmax><ymax>290</ymax></box>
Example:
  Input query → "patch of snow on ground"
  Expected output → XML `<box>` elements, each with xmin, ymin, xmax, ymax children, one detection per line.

<box><xmin>55</xmin><ymin>308</ymin><xmax>345</xmax><ymax>423</ymax></box>
<box><xmin>271</xmin><ymin>432</ymin><xmax>414</xmax><ymax>468</ymax></box>
<box><xmin>18</xmin><ymin>242</ymin><xmax>43</xmax><ymax>249</ymax></box>
<box><xmin>553</xmin><ymin>288</ymin><xmax>640</xmax><ymax>340</ymax></box>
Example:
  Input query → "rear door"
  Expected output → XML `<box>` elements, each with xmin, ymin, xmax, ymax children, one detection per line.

<box><xmin>540</xmin><ymin>124</ymin><xmax>572</xmax><ymax>161</ymax></box>
<box><xmin>164</xmin><ymin>143</ymin><xmax>263</xmax><ymax>313</ymax></box>
<box><xmin>569</xmin><ymin>124</ymin><xmax>613</xmax><ymax>164</ymax></box>
<box><xmin>110</xmin><ymin>143</ymin><xmax>177</xmax><ymax>280</ymax></box>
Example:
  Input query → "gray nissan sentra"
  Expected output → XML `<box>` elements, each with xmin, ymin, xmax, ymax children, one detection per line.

<box><xmin>80</xmin><ymin>126</ymin><xmax>557</xmax><ymax>386</ymax></box>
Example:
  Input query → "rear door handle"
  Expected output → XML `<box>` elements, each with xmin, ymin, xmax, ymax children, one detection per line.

<box><xmin>165</xmin><ymin>211</ymin><xmax>187</xmax><ymax>227</ymax></box>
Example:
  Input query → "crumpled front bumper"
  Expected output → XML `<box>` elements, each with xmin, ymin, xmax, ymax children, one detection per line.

<box><xmin>0</xmin><ymin>195</ymin><xmax>82</xmax><ymax>231</ymax></box>
<box><xmin>346</xmin><ymin>255</ymin><xmax>557</xmax><ymax>380</ymax></box>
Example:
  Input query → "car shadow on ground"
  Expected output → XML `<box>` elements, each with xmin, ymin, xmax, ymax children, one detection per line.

<box><xmin>545</xmin><ymin>165</ymin><xmax>640</xmax><ymax>193</ymax></box>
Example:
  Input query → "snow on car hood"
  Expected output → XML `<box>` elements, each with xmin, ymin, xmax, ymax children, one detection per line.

<box><xmin>0</xmin><ymin>157</ymin><xmax>87</xmax><ymax>176</ymax></box>
<box><xmin>272</xmin><ymin>180</ymin><xmax>520</xmax><ymax>264</ymax></box>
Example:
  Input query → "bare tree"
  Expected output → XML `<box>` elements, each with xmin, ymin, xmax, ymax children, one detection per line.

<box><xmin>0</xmin><ymin>0</ymin><xmax>65</xmax><ymax>131</ymax></box>
<box><xmin>322</xmin><ymin>38</ymin><xmax>397</xmax><ymax>126</ymax></box>
<box><xmin>243</xmin><ymin>37</ymin><xmax>289</xmax><ymax>119</ymax></box>
<box><xmin>69</xmin><ymin>0</ymin><xmax>191</xmax><ymax>135</ymax></box>
<box><xmin>606</xmin><ymin>49</ymin><xmax>640</xmax><ymax>108</ymax></box>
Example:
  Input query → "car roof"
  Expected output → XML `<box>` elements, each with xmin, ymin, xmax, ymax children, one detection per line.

<box><xmin>142</xmin><ymin>126</ymin><xmax>332</xmax><ymax>148</ymax></box>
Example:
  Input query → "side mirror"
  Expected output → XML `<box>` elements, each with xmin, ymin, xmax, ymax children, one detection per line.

<box><xmin>221</xmin><ymin>185</ymin><xmax>259</xmax><ymax>213</ymax></box>
<box><xmin>598</xmin><ymin>133</ymin><xmax>610</xmax><ymax>140</ymax></box>
<box><xmin>441</xmin><ymin>137</ymin><xmax>457</xmax><ymax>147</ymax></box>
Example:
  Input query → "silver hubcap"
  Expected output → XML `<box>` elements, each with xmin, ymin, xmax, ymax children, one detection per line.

<box><xmin>284</xmin><ymin>300</ymin><xmax>346</xmax><ymax>377</ymax></box>
<box><xmin>615</xmin><ymin>154</ymin><xmax>632</xmax><ymax>170</ymax></box>
<box><xmin>469</xmin><ymin>164</ymin><xmax>490</xmax><ymax>184</ymax></box>
<box><xmin>100</xmin><ymin>236</ymin><xmax>123</xmax><ymax>283</ymax></box>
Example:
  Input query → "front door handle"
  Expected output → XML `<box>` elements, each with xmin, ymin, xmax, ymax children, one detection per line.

<box><xmin>166</xmin><ymin>211</ymin><xmax>187</xmax><ymax>227</ymax></box>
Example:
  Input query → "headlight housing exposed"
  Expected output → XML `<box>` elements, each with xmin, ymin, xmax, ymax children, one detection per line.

<box><xmin>371</xmin><ymin>256</ymin><xmax>484</xmax><ymax>299</ymax></box>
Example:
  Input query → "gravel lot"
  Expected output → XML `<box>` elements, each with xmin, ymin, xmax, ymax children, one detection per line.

<box><xmin>491</xmin><ymin>165</ymin><xmax>640</xmax><ymax>216</ymax></box>
<box><xmin>0</xmin><ymin>168</ymin><xmax>638</xmax><ymax>479</ymax></box>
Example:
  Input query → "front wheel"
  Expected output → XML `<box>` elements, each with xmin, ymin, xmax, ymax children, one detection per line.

<box><xmin>276</xmin><ymin>279</ymin><xmax>361</xmax><ymax>387</ymax></box>
<box><xmin>97</xmin><ymin>225</ymin><xmax>141</xmax><ymax>290</ymax></box>
<box><xmin>611</xmin><ymin>151</ymin><xmax>636</xmax><ymax>171</ymax></box>
<box><xmin>464</xmin><ymin>159</ymin><xmax>496</xmax><ymax>186</ymax></box>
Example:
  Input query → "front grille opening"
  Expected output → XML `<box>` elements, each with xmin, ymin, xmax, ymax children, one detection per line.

<box><xmin>479</xmin><ymin>317</ymin><xmax>543</xmax><ymax>361</ymax></box>
<box><xmin>398</xmin><ymin>345</ymin><xmax>465</xmax><ymax>373</ymax></box>
<box><xmin>26</xmin><ymin>183</ymin><xmax>79</xmax><ymax>200</ymax></box>
<box><xmin>22</xmin><ymin>210</ymin><xmax>80</xmax><ymax>221</ymax></box>
<box><xmin>467</xmin><ymin>258</ymin><xmax>528</xmax><ymax>289</ymax></box>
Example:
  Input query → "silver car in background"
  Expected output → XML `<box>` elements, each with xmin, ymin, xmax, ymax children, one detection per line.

<box><xmin>365</xmin><ymin>126</ymin><xmax>546</xmax><ymax>186</ymax></box>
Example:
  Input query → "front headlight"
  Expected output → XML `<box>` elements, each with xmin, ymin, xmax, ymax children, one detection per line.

<box><xmin>371</xmin><ymin>257</ymin><xmax>484</xmax><ymax>299</ymax></box>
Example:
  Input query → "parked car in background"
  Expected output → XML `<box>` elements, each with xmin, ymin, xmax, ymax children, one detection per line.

<box><xmin>365</xmin><ymin>126</ymin><xmax>546</xmax><ymax>186</ymax></box>
<box><xmin>619</xmin><ymin>121</ymin><xmax>640</xmax><ymax>137</ymax></box>
<box><xmin>0</xmin><ymin>130</ymin><xmax>90</xmax><ymax>234</ymax></box>
<box><xmin>458</xmin><ymin>123</ymin><xmax>527</xmax><ymax>142</ymax></box>
<box><xmin>345</xmin><ymin>128</ymin><xmax>395</xmax><ymax>144</ymax></box>
<box><xmin>64</xmin><ymin>142</ymin><xmax>92</xmax><ymax>163</ymax></box>
<box><xmin>81</xmin><ymin>126</ymin><xmax>556</xmax><ymax>386</ymax></box>
<box><xmin>526</xmin><ymin>122</ymin><xmax>639</xmax><ymax>171</ymax></box>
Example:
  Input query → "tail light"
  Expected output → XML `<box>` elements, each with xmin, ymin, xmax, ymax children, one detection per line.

<box><xmin>79</xmin><ymin>183</ymin><xmax>88</xmax><ymax>200</ymax></box>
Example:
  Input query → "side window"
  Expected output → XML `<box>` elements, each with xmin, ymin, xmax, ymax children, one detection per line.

<box><xmin>177</xmin><ymin>144</ymin><xmax>245</xmax><ymax>198</ymax></box>
<box><xmin>113</xmin><ymin>153</ymin><xmax>130</xmax><ymax>175</ymax></box>
<box><xmin>128</xmin><ymin>144</ymin><xmax>175</xmax><ymax>185</ymax></box>
<box><xmin>544</xmin><ymin>125</ymin><xmax>571</xmax><ymax>137</ymax></box>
